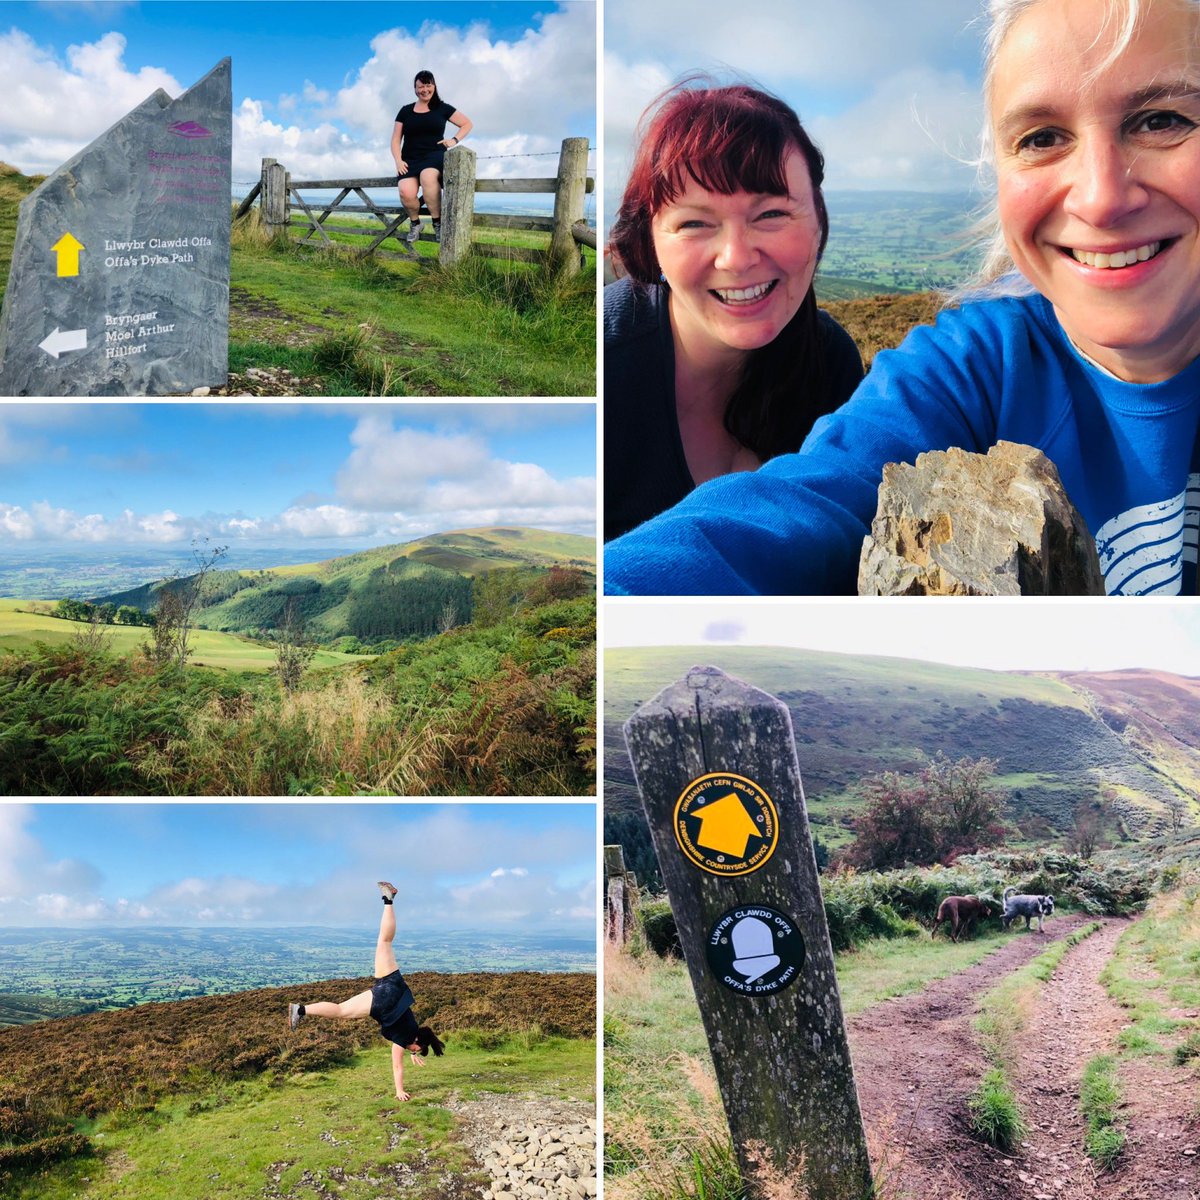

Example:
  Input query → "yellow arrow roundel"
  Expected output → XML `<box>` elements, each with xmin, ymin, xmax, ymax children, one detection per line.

<box><xmin>673</xmin><ymin>772</ymin><xmax>779</xmax><ymax>876</ymax></box>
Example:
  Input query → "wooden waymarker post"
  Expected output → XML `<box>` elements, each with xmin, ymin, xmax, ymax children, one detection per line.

<box><xmin>624</xmin><ymin>665</ymin><xmax>873</xmax><ymax>1200</ymax></box>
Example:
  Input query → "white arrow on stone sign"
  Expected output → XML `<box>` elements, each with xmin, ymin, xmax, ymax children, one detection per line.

<box><xmin>39</xmin><ymin>327</ymin><xmax>88</xmax><ymax>359</ymax></box>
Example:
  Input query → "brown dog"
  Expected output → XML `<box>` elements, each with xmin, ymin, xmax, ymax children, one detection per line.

<box><xmin>931</xmin><ymin>895</ymin><xmax>992</xmax><ymax>943</ymax></box>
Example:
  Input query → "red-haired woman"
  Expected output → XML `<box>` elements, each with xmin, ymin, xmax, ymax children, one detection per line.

<box><xmin>604</xmin><ymin>81</ymin><xmax>862</xmax><ymax>542</ymax></box>
<box><xmin>287</xmin><ymin>882</ymin><xmax>444</xmax><ymax>1101</ymax></box>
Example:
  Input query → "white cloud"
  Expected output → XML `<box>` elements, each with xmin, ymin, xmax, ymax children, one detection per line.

<box><xmin>0</xmin><ymin>29</ymin><xmax>180</xmax><ymax>171</ymax></box>
<box><xmin>0</xmin><ymin>501</ymin><xmax>198</xmax><ymax>544</ymax></box>
<box><xmin>1</xmin><ymin>9</ymin><xmax>594</xmax><ymax>181</ymax></box>
<box><xmin>0</xmin><ymin>806</ymin><xmax>102</xmax><ymax>901</ymax></box>
<box><xmin>277</xmin><ymin>504</ymin><xmax>375</xmax><ymax>539</ymax></box>
<box><xmin>809</xmin><ymin>69</ymin><xmax>983</xmax><ymax>191</ymax></box>
<box><xmin>603</xmin><ymin>0</ymin><xmax>987</xmax><ymax>206</ymax></box>
<box><xmin>332</xmin><ymin>414</ymin><xmax>596</xmax><ymax>532</ymax></box>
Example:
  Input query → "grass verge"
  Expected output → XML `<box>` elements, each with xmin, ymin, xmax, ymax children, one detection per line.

<box><xmin>228</xmin><ymin>223</ymin><xmax>596</xmax><ymax>396</ymax></box>
<box><xmin>1100</xmin><ymin>878</ymin><xmax>1200</xmax><ymax>1058</ymax></box>
<box><xmin>968</xmin><ymin>923</ymin><xmax>1101</xmax><ymax>1147</ymax></box>
<box><xmin>1079</xmin><ymin>1055</ymin><xmax>1125</xmax><ymax>1170</ymax></box>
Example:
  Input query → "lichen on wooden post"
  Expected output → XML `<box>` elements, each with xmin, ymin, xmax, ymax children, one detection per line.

<box><xmin>440</xmin><ymin>145</ymin><xmax>476</xmax><ymax>266</ymax></box>
<box><xmin>261</xmin><ymin>158</ymin><xmax>289</xmax><ymax>244</ymax></box>
<box><xmin>623</xmin><ymin>664</ymin><xmax>873</xmax><ymax>1200</ymax></box>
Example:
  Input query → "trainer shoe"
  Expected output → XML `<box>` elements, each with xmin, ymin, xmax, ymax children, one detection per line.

<box><xmin>431</xmin><ymin>222</ymin><xmax>441</xmax><ymax>244</ymax></box>
<box><xmin>378</xmin><ymin>881</ymin><xmax>398</xmax><ymax>900</ymax></box>
<box><xmin>287</xmin><ymin>1003</ymin><xmax>303</xmax><ymax>1031</ymax></box>
<box><xmin>405</xmin><ymin>220</ymin><xmax>422</xmax><ymax>244</ymax></box>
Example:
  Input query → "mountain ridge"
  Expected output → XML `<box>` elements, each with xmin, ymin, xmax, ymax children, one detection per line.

<box><xmin>605</xmin><ymin>648</ymin><xmax>1199</xmax><ymax>860</ymax></box>
<box><xmin>90</xmin><ymin>525</ymin><xmax>595</xmax><ymax>644</ymax></box>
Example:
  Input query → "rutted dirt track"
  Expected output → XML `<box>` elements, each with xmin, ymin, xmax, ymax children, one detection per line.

<box><xmin>849</xmin><ymin>916</ymin><xmax>1200</xmax><ymax>1200</ymax></box>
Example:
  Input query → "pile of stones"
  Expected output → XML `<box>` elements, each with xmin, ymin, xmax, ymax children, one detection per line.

<box><xmin>445</xmin><ymin>1093</ymin><xmax>596</xmax><ymax>1200</ymax></box>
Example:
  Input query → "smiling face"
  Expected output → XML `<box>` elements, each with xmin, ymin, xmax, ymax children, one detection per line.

<box><xmin>992</xmin><ymin>0</ymin><xmax>1200</xmax><ymax>381</ymax></box>
<box><xmin>650</xmin><ymin>150</ymin><xmax>821</xmax><ymax>370</ymax></box>
<box><xmin>414</xmin><ymin>77</ymin><xmax>436</xmax><ymax>104</ymax></box>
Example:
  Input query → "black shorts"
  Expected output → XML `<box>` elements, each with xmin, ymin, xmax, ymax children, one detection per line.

<box><xmin>370</xmin><ymin>969</ymin><xmax>414</xmax><ymax>1028</ymax></box>
<box><xmin>397</xmin><ymin>149</ymin><xmax>446</xmax><ymax>183</ymax></box>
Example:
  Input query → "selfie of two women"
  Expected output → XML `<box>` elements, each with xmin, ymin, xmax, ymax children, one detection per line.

<box><xmin>604</xmin><ymin>0</ymin><xmax>1200</xmax><ymax>597</ymax></box>
<box><xmin>602</xmin><ymin>1</ymin><xmax>1200</xmax><ymax>1198</ymax></box>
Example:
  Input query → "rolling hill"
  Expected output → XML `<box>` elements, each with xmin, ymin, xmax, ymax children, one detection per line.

<box><xmin>91</xmin><ymin>526</ymin><xmax>595</xmax><ymax>644</ymax></box>
<box><xmin>0</xmin><ymin>970</ymin><xmax>595</xmax><ymax>1200</ymax></box>
<box><xmin>604</xmin><ymin>647</ymin><xmax>1200</xmax><ymax>872</ymax></box>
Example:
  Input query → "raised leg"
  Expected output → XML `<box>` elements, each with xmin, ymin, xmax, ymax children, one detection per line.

<box><xmin>304</xmin><ymin>988</ymin><xmax>373</xmax><ymax>1019</ymax></box>
<box><xmin>374</xmin><ymin>897</ymin><xmax>398</xmax><ymax>978</ymax></box>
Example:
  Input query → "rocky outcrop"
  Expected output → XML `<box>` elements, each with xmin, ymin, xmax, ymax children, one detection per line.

<box><xmin>858</xmin><ymin>441</ymin><xmax>1105</xmax><ymax>596</ymax></box>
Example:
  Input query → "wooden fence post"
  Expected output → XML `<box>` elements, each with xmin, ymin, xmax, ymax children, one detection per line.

<box><xmin>623</xmin><ymin>665</ymin><xmax>873</xmax><ymax>1200</ymax></box>
<box><xmin>549</xmin><ymin>137</ymin><xmax>589</xmax><ymax>278</ymax></box>
<box><xmin>261</xmin><ymin>158</ymin><xmax>289</xmax><ymax>243</ymax></box>
<box><xmin>440</xmin><ymin>145</ymin><xmax>476</xmax><ymax>266</ymax></box>
<box><xmin>605</xmin><ymin>844</ymin><xmax>638</xmax><ymax>944</ymax></box>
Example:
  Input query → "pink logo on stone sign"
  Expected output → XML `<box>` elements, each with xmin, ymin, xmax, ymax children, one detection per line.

<box><xmin>168</xmin><ymin>121</ymin><xmax>212</xmax><ymax>139</ymax></box>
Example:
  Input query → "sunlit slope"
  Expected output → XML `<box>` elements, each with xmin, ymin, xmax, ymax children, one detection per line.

<box><xmin>91</xmin><ymin>527</ymin><xmax>595</xmax><ymax>641</ymax></box>
<box><xmin>0</xmin><ymin>599</ymin><xmax>360</xmax><ymax>672</ymax></box>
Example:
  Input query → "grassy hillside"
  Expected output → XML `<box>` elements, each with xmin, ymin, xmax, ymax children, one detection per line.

<box><xmin>0</xmin><ymin>600</ymin><xmax>362</xmax><ymax>672</ymax></box>
<box><xmin>0</xmin><ymin>167</ymin><xmax>595</xmax><ymax>397</ymax></box>
<box><xmin>0</xmin><ymin>995</ymin><xmax>94</xmax><ymax>1027</ymax></box>
<box><xmin>604</xmin><ymin>647</ymin><xmax>1198</xmax><ymax>874</ymax></box>
<box><xmin>0</xmin><ymin>970</ymin><xmax>595</xmax><ymax>1200</ymax></box>
<box><xmin>90</xmin><ymin>527</ymin><xmax>596</xmax><ymax>644</ymax></box>
<box><xmin>2</xmin><ymin>567</ymin><xmax>595</xmax><ymax>795</ymax></box>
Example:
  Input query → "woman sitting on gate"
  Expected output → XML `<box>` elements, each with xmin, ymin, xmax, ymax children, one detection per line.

<box><xmin>604</xmin><ymin>80</ymin><xmax>863</xmax><ymax>542</ymax></box>
<box><xmin>605</xmin><ymin>0</ymin><xmax>1200</xmax><ymax>597</ymax></box>
<box><xmin>391</xmin><ymin>69</ymin><xmax>473</xmax><ymax>246</ymax></box>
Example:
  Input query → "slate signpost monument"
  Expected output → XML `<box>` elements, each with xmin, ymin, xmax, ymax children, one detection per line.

<box><xmin>0</xmin><ymin>59</ymin><xmax>232</xmax><ymax>396</ymax></box>
<box><xmin>624</xmin><ymin>665</ymin><xmax>873</xmax><ymax>1200</ymax></box>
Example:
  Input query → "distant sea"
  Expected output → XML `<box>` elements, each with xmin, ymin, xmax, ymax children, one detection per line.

<box><xmin>231</xmin><ymin>182</ymin><xmax>598</xmax><ymax>227</ymax></box>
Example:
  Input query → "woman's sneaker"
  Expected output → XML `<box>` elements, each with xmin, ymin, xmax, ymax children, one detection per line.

<box><xmin>288</xmin><ymin>1003</ymin><xmax>304</xmax><ymax>1030</ymax></box>
<box><xmin>378</xmin><ymin>881</ymin><xmax>398</xmax><ymax>900</ymax></box>
<box><xmin>405</xmin><ymin>220</ymin><xmax>422</xmax><ymax>244</ymax></box>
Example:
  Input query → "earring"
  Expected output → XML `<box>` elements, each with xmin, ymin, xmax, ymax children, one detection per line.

<box><xmin>659</xmin><ymin>271</ymin><xmax>667</xmax><ymax>283</ymax></box>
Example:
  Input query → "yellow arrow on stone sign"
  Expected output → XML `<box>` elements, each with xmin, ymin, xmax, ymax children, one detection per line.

<box><xmin>52</xmin><ymin>232</ymin><xmax>85</xmax><ymax>277</ymax></box>
<box><xmin>690</xmin><ymin>793</ymin><xmax>762</xmax><ymax>858</ymax></box>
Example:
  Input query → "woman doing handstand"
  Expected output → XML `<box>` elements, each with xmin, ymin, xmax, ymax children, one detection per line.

<box><xmin>288</xmin><ymin>882</ymin><xmax>444</xmax><ymax>1101</ymax></box>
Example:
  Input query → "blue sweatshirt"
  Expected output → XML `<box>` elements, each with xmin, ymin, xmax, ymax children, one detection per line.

<box><xmin>604</xmin><ymin>291</ymin><xmax>1200</xmax><ymax>596</ymax></box>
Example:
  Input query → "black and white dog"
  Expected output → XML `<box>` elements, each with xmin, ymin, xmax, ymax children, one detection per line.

<box><xmin>1001</xmin><ymin>886</ymin><xmax>1055</xmax><ymax>932</ymax></box>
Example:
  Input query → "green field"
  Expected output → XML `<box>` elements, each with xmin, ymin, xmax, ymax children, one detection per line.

<box><xmin>0</xmin><ymin>600</ymin><xmax>361</xmax><ymax>672</ymax></box>
<box><xmin>9</xmin><ymin>1033</ymin><xmax>595</xmax><ymax>1200</ymax></box>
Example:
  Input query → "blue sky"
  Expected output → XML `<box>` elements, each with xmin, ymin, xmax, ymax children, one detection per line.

<box><xmin>605</xmin><ymin>0</ymin><xmax>988</xmax><ymax>219</ymax></box>
<box><xmin>606</xmin><ymin>600</ymin><xmax>1200</xmax><ymax>677</ymax></box>
<box><xmin>0</xmin><ymin>402</ymin><xmax>596</xmax><ymax>548</ymax></box>
<box><xmin>0</xmin><ymin>0</ymin><xmax>596</xmax><ymax>187</ymax></box>
<box><xmin>0</xmin><ymin>802</ymin><xmax>597</xmax><ymax>930</ymax></box>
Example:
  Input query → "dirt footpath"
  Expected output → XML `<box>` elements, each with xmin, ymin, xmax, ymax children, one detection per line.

<box><xmin>848</xmin><ymin>915</ymin><xmax>1200</xmax><ymax>1200</ymax></box>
